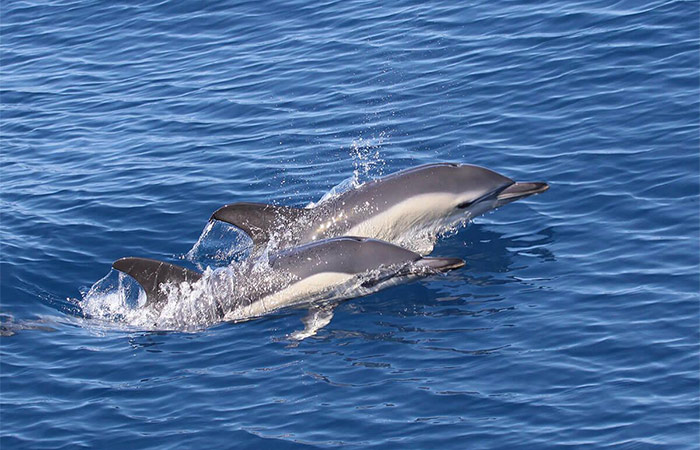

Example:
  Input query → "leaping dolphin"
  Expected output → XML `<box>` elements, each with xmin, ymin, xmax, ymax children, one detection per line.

<box><xmin>210</xmin><ymin>163</ymin><xmax>548</xmax><ymax>253</ymax></box>
<box><xmin>112</xmin><ymin>236</ymin><xmax>464</xmax><ymax>336</ymax></box>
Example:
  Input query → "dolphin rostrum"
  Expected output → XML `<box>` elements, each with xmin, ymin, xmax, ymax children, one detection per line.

<box><xmin>112</xmin><ymin>236</ymin><xmax>464</xmax><ymax>335</ymax></box>
<box><xmin>210</xmin><ymin>163</ymin><xmax>548</xmax><ymax>253</ymax></box>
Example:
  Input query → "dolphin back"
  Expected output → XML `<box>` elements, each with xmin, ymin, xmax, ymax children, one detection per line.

<box><xmin>269</xmin><ymin>236</ymin><xmax>464</xmax><ymax>279</ymax></box>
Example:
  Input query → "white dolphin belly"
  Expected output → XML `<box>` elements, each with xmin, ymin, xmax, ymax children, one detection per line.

<box><xmin>224</xmin><ymin>272</ymin><xmax>354</xmax><ymax>321</ymax></box>
<box><xmin>346</xmin><ymin>193</ymin><xmax>457</xmax><ymax>243</ymax></box>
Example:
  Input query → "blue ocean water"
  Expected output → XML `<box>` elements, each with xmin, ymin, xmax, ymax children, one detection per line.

<box><xmin>2</xmin><ymin>0</ymin><xmax>699</xmax><ymax>447</ymax></box>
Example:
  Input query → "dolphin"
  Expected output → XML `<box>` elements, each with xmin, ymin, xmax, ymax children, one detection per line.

<box><xmin>112</xmin><ymin>236</ymin><xmax>464</xmax><ymax>335</ymax></box>
<box><xmin>210</xmin><ymin>163</ymin><xmax>548</xmax><ymax>253</ymax></box>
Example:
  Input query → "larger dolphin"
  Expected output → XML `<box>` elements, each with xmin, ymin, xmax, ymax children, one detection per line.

<box><xmin>112</xmin><ymin>236</ymin><xmax>464</xmax><ymax>335</ymax></box>
<box><xmin>210</xmin><ymin>163</ymin><xmax>548</xmax><ymax>253</ymax></box>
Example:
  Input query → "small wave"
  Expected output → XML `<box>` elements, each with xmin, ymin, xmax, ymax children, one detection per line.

<box><xmin>185</xmin><ymin>220</ymin><xmax>254</xmax><ymax>269</ymax></box>
<box><xmin>306</xmin><ymin>174</ymin><xmax>360</xmax><ymax>208</ymax></box>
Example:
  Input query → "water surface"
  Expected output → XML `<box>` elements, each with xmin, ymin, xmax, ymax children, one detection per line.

<box><xmin>2</xmin><ymin>0</ymin><xmax>699</xmax><ymax>448</ymax></box>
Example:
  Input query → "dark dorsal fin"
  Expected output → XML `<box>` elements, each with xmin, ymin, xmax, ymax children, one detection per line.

<box><xmin>210</xmin><ymin>202</ymin><xmax>306</xmax><ymax>247</ymax></box>
<box><xmin>112</xmin><ymin>257</ymin><xmax>202</xmax><ymax>307</ymax></box>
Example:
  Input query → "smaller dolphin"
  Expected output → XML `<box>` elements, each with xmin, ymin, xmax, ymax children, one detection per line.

<box><xmin>210</xmin><ymin>163</ymin><xmax>548</xmax><ymax>253</ymax></box>
<box><xmin>112</xmin><ymin>237</ymin><xmax>464</xmax><ymax>335</ymax></box>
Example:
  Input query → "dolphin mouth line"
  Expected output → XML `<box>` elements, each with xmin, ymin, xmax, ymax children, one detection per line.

<box><xmin>457</xmin><ymin>190</ymin><xmax>501</xmax><ymax>209</ymax></box>
<box><xmin>415</xmin><ymin>257</ymin><xmax>466</xmax><ymax>272</ymax></box>
<box><xmin>496</xmin><ymin>182</ymin><xmax>549</xmax><ymax>201</ymax></box>
<box><xmin>457</xmin><ymin>181</ymin><xmax>549</xmax><ymax>209</ymax></box>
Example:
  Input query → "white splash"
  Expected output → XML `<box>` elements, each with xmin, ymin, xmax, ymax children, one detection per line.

<box><xmin>307</xmin><ymin>135</ymin><xmax>387</xmax><ymax>208</ymax></box>
<box><xmin>79</xmin><ymin>260</ymin><xmax>269</xmax><ymax>332</ymax></box>
<box><xmin>349</xmin><ymin>132</ymin><xmax>387</xmax><ymax>180</ymax></box>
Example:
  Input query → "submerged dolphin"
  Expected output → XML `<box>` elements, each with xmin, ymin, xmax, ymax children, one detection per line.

<box><xmin>112</xmin><ymin>236</ymin><xmax>464</xmax><ymax>335</ymax></box>
<box><xmin>210</xmin><ymin>163</ymin><xmax>548</xmax><ymax>253</ymax></box>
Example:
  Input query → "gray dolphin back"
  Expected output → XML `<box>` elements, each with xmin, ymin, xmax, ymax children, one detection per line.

<box><xmin>332</xmin><ymin>163</ymin><xmax>513</xmax><ymax>209</ymax></box>
<box><xmin>269</xmin><ymin>236</ymin><xmax>464</xmax><ymax>279</ymax></box>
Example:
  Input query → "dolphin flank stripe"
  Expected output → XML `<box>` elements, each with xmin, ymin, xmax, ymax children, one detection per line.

<box><xmin>224</xmin><ymin>272</ymin><xmax>355</xmax><ymax>321</ymax></box>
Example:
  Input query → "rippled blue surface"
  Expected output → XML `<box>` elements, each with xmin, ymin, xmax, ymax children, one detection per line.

<box><xmin>2</xmin><ymin>0</ymin><xmax>699</xmax><ymax>448</ymax></box>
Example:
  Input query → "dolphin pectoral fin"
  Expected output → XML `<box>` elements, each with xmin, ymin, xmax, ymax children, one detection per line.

<box><xmin>413</xmin><ymin>257</ymin><xmax>465</xmax><ymax>273</ymax></box>
<box><xmin>112</xmin><ymin>257</ymin><xmax>202</xmax><ymax>307</ymax></box>
<box><xmin>210</xmin><ymin>202</ymin><xmax>306</xmax><ymax>247</ymax></box>
<box><xmin>495</xmin><ymin>182</ymin><xmax>549</xmax><ymax>206</ymax></box>
<box><xmin>289</xmin><ymin>304</ymin><xmax>336</xmax><ymax>341</ymax></box>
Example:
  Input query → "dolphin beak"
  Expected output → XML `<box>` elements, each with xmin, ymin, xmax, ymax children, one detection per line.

<box><xmin>495</xmin><ymin>182</ymin><xmax>549</xmax><ymax>206</ymax></box>
<box><xmin>414</xmin><ymin>257</ymin><xmax>465</xmax><ymax>273</ymax></box>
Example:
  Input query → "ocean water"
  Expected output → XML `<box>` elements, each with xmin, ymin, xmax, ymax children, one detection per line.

<box><xmin>1</xmin><ymin>0</ymin><xmax>699</xmax><ymax>448</ymax></box>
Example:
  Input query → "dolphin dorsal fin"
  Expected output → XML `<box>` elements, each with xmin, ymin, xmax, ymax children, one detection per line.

<box><xmin>210</xmin><ymin>202</ymin><xmax>306</xmax><ymax>247</ymax></box>
<box><xmin>112</xmin><ymin>257</ymin><xmax>202</xmax><ymax>307</ymax></box>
